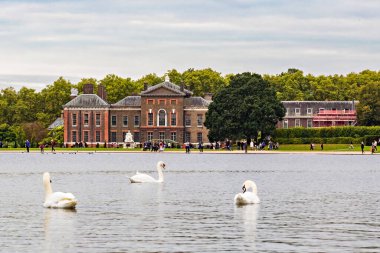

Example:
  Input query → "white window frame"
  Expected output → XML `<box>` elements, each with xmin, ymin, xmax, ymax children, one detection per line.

<box><xmin>307</xmin><ymin>119</ymin><xmax>313</xmax><ymax>128</ymax></box>
<box><xmin>283</xmin><ymin>119</ymin><xmax>288</xmax><ymax>129</ymax></box>
<box><xmin>295</xmin><ymin>108</ymin><xmax>301</xmax><ymax>116</ymax></box>
<box><xmin>295</xmin><ymin>118</ymin><xmax>301</xmax><ymax>127</ymax></box>
<box><xmin>157</xmin><ymin>109</ymin><xmax>167</xmax><ymax>127</ymax></box>
<box><xmin>307</xmin><ymin>108</ymin><xmax>313</xmax><ymax>115</ymax></box>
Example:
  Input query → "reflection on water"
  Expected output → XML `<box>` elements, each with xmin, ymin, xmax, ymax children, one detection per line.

<box><xmin>234</xmin><ymin>204</ymin><xmax>260</xmax><ymax>251</ymax></box>
<box><xmin>0</xmin><ymin>153</ymin><xmax>379</xmax><ymax>252</ymax></box>
<box><xmin>43</xmin><ymin>209</ymin><xmax>77</xmax><ymax>253</ymax></box>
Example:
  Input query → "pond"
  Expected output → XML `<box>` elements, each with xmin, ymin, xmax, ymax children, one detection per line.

<box><xmin>0</xmin><ymin>152</ymin><xmax>379</xmax><ymax>252</ymax></box>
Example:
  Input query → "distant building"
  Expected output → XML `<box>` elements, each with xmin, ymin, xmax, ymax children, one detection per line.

<box><xmin>277</xmin><ymin>101</ymin><xmax>358</xmax><ymax>128</ymax></box>
<box><xmin>62</xmin><ymin>80</ymin><xmax>210</xmax><ymax>147</ymax></box>
<box><xmin>62</xmin><ymin>81</ymin><xmax>359</xmax><ymax>147</ymax></box>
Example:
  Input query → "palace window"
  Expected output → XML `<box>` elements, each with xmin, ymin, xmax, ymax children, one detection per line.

<box><xmin>307</xmin><ymin>119</ymin><xmax>313</xmax><ymax>128</ymax></box>
<box><xmin>185</xmin><ymin>132</ymin><xmax>191</xmax><ymax>142</ymax></box>
<box><xmin>159</xmin><ymin>132</ymin><xmax>165</xmax><ymax>140</ymax></box>
<box><xmin>307</xmin><ymin>108</ymin><xmax>313</xmax><ymax>115</ymax></box>
<box><xmin>171</xmin><ymin>112</ymin><xmax>176</xmax><ymax>126</ymax></box>
<box><xmin>295</xmin><ymin>108</ymin><xmax>300</xmax><ymax>115</ymax></box>
<box><xmin>295</xmin><ymin>119</ymin><xmax>301</xmax><ymax>127</ymax></box>
<box><xmin>185</xmin><ymin>115</ymin><xmax>191</xmax><ymax>127</ymax></box>
<box><xmin>123</xmin><ymin>116</ymin><xmax>128</xmax><ymax>127</ymax></box>
<box><xmin>111</xmin><ymin>132</ymin><xmax>117</xmax><ymax>142</ymax></box>
<box><xmin>84</xmin><ymin>114</ymin><xmax>89</xmax><ymax>126</ymax></box>
<box><xmin>96</xmin><ymin>131</ymin><xmax>100</xmax><ymax>142</ymax></box>
<box><xmin>96</xmin><ymin>114</ymin><xmax>100</xmax><ymax>126</ymax></box>
<box><xmin>72</xmin><ymin>114</ymin><xmax>77</xmax><ymax>126</ymax></box>
<box><xmin>148</xmin><ymin>113</ymin><xmax>153</xmax><ymax>126</ymax></box>
<box><xmin>147</xmin><ymin>132</ymin><xmax>153</xmax><ymax>141</ymax></box>
<box><xmin>158</xmin><ymin>99</ymin><xmax>166</xmax><ymax>105</ymax></box>
<box><xmin>147</xmin><ymin>99</ymin><xmax>154</xmax><ymax>105</ymax></box>
<box><xmin>197</xmin><ymin>132</ymin><xmax>203</xmax><ymax>143</ymax></box>
<box><xmin>197</xmin><ymin>114</ymin><xmax>203</xmax><ymax>127</ymax></box>
<box><xmin>134</xmin><ymin>132</ymin><xmax>140</xmax><ymax>142</ymax></box>
<box><xmin>158</xmin><ymin>110</ymin><xmax>166</xmax><ymax>126</ymax></box>
<box><xmin>134</xmin><ymin>115</ymin><xmax>140</xmax><ymax>126</ymax></box>
<box><xmin>171</xmin><ymin>132</ymin><xmax>177</xmax><ymax>142</ymax></box>
<box><xmin>170</xmin><ymin>99</ymin><xmax>177</xmax><ymax>105</ymax></box>
<box><xmin>111</xmin><ymin>115</ymin><xmax>117</xmax><ymax>126</ymax></box>
<box><xmin>84</xmin><ymin>131</ymin><xmax>89</xmax><ymax>142</ymax></box>
<box><xmin>72</xmin><ymin>131</ymin><xmax>77</xmax><ymax>142</ymax></box>
<box><xmin>283</xmin><ymin>119</ymin><xmax>288</xmax><ymax>129</ymax></box>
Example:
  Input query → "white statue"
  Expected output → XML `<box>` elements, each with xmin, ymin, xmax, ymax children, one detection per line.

<box><xmin>124</xmin><ymin>131</ymin><xmax>134</xmax><ymax>143</ymax></box>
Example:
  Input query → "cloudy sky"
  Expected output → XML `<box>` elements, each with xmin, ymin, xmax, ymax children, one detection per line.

<box><xmin>0</xmin><ymin>0</ymin><xmax>379</xmax><ymax>90</ymax></box>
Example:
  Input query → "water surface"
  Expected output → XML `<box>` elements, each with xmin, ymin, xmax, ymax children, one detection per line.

<box><xmin>0</xmin><ymin>153</ymin><xmax>379</xmax><ymax>252</ymax></box>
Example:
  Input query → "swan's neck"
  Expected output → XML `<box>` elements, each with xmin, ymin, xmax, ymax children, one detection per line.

<box><xmin>250</xmin><ymin>183</ymin><xmax>258</xmax><ymax>195</ymax></box>
<box><xmin>43</xmin><ymin>179</ymin><xmax>53</xmax><ymax>200</ymax></box>
<box><xmin>157</xmin><ymin>167</ymin><xmax>164</xmax><ymax>182</ymax></box>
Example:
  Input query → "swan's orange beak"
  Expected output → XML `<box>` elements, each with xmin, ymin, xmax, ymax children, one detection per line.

<box><xmin>242</xmin><ymin>185</ymin><xmax>246</xmax><ymax>193</ymax></box>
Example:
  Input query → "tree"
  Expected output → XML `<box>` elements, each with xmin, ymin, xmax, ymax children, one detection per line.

<box><xmin>182</xmin><ymin>68</ymin><xmax>228</xmax><ymax>97</ymax></box>
<box><xmin>39</xmin><ymin>77</ymin><xmax>73</xmax><ymax>126</ymax></box>
<box><xmin>135</xmin><ymin>73</ymin><xmax>163</xmax><ymax>91</ymax></box>
<box><xmin>356</xmin><ymin>82</ymin><xmax>380</xmax><ymax>126</ymax></box>
<box><xmin>204</xmin><ymin>73</ymin><xmax>285</xmax><ymax>143</ymax></box>
<box><xmin>100</xmin><ymin>74</ymin><xmax>139</xmax><ymax>103</ymax></box>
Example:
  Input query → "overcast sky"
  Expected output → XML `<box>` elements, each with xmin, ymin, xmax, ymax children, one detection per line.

<box><xmin>0</xmin><ymin>0</ymin><xmax>379</xmax><ymax>90</ymax></box>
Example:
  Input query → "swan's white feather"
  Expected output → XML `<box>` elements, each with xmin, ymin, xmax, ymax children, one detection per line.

<box><xmin>129</xmin><ymin>161</ymin><xmax>165</xmax><ymax>183</ymax></box>
<box><xmin>130</xmin><ymin>173</ymin><xmax>156</xmax><ymax>183</ymax></box>
<box><xmin>44</xmin><ymin>192</ymin><xmax>77</xmax><ymax>209</ymax></box>
<box><xmin>234</xmin><ymin>180</ymin><xmax>260</xmax><ymax>205</ymax></box>
<box><xmin>234</xmin><ymin>192</ymin><xmax>260</xmax><ymax>205</ymax></box>
<box><xmin>43</xmin><ymin>172</ymin><xmax>77</xmax><ymax>209</ymax></box>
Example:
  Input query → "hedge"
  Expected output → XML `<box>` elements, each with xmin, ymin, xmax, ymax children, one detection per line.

<box><xmin>274</xmin><ymin>126</ymin><xmax>380</xmax><ymax>144</ymax></box>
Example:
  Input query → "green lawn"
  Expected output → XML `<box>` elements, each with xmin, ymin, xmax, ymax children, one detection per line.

<box><xmin>0</xmin><ymin>144</ymin><xmax>375</xmax><ymax>153</ymax></box>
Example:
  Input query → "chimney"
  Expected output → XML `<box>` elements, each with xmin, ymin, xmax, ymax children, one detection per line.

<box><xmin>83</xmin><ymin>83</ymin><xmax>94</xmax><ymax>94</ymax></box>
<box><xmin>144</xmin><ymin>82</ymin><xmax>148</xmax><ymax>91</ymax></box>
<box><xmin>70</xmin><ymin>88</ymin><xmax>78</xmax><ymax>100</ymax></box>
<box><xmin>204</xmin><ymin>93</ymin><xmax>213</xmax><ymax>101</ymax></box>
<box><xmin>180</xmin><ymin>82</ymin><xmax>184</xmax><ymax>92</ymax></box>
<box><xmin>97</xmin><ymin>85</ymin><xmax>107</xmax><ymax>101</ymax></box>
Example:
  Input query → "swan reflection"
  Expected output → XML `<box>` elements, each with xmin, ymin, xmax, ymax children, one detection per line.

<box><xmin>234</xmin><ymin>204</ymin><xmax>260</xmax><ymax>250</ymax></box>
<box><xmin>43</xmin><ymin>208</ymin><xmax>77</xmax><ymax>253</ymax></box>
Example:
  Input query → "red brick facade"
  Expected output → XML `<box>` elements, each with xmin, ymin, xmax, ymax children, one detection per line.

<box><xmin>63</xmin><ymin>81</ymin><xmax>210</xmax><ymax>147</ymax></box>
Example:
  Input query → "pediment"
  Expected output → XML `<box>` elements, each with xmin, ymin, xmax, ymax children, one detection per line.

<box><xmin>145</xmin><ymin>86</ymin><xmax>181</xmax><ymax>96</ymax></box>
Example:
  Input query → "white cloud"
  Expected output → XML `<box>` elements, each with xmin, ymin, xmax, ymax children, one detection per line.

<box><xmin>0</xmin><ymin>0</ymin><xmax>379</xmax><ymax>89</ymax></box>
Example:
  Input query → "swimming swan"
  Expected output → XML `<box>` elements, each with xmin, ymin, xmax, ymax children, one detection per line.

<box><xmin>129</xmin><ymin>161</ymin><xmax>166</xmax><ymax>183</ymax></box>
<box><xmin>234</xmin><ymin>180</ymin><xmax>260</xmax><ymax>205</ymax></box>
<box><xmin>43</xmin><ymin>172</ymin><xmax>77</xmax><ymax>209</ymax></box>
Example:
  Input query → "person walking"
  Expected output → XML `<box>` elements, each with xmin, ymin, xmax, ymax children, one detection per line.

<box><xmin>198</xmin><ymin>141</ymin><xmax>203</xmax><ymax>153</ymax></box>
<box><xmin>51</xmin><ymin>139</ymin><xmax>56</xmax><ymax>152</ymax></box>
<box><xmin>39</xmin><ymin>143</ymin><xmax>45</xmax><ymax>154</ymax></box>
<box><xmin>361</xmin><ymin>141</ymin><xmax>365</xmax><ymax>154</ymax></box>
<box><xmin>25</xmin><ymin>139</ymin><xmax>30</xmax><ymax>153</ymax></box>
<box><xmin>321</xmin><ymin>142</ymin><xmax>324</xmax><ymax>151</ymax></box>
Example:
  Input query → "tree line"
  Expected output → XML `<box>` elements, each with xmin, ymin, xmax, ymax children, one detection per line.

<box><xmin>0</xmin><ymin>68</ymin><xmax>379</xmax><ymax>147</ymax></box>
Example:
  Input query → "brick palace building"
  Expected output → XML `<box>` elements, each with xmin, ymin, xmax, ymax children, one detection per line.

<box><xmin>62</xmin><ymin>79</ymin><xmax>358</xmax><ymax>147</ymax></box>
<box><xmin>63</xmin><ymin>79</ymin><xmax>211</xmax><ymax>147</ymax></box>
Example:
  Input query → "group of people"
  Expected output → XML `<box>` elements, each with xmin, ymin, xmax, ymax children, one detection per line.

<box><xmin>24</xmin><ymin>139</ymin><xmax>56</xmax><ymax>153</ymax></box>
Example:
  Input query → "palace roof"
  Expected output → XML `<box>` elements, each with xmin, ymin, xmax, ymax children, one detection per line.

<box><xmin>63</xmin><ymin>94</ymin><xmax>109</xmax><ymax>108</ymax></box>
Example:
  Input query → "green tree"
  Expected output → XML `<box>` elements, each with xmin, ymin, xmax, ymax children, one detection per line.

<box><xmin>100</xmin><ymin>74</ymin><xmax>139</xmax><ymax>103</ymax></box>
<box><xmin>75</xmin><ymin>78</ymin><xmax>98</xmax><ymax>94</ymax></box>
<box><xmin>0</xmin><ymin>87</ymin><xmax>18</xmax><ymax>125</ymax></box>
<box><xmin>205</xmin><ymin>73</ymin><xmax>285</xmax><ymax>143</ymax></box>
<box><xmin>182</xmin><ymin>68</ymin><xmax>228</xmax><ymax>97</ymax></box>
<box><xmin>135</xmin><ymin>73</ymin><xmax>163</xmax><ymax>91</ymax></box>
<box><xmin>356</xmin><ymin>82</ymin><xmax>380</xmax><ymax>126</ymax></box>
<box><xmin>39</xmin><ymin>77</ymin><xmax>73</xmax><ymax>126</ymax></box>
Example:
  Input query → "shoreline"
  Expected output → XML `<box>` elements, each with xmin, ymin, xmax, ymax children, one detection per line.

<box><xmin>0</xmin><ymin>149</ymin><xmax>378</xmax><ymax>155</ymax></box>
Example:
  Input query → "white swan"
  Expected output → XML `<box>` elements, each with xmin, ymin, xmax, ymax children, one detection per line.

<box><xmin>129</xmin><ymin>161</ymin><xmax>166</xmax><ymax>183</ymax></box>
<box><xmin>234</xmin><ymin>180</ymin><xmax>260</xmax><ymax>205</ymax></box>
<box><xmin>43</xmin><ymin>172</ymin><xmax>77</xmax><ymax>209</ymax></box>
